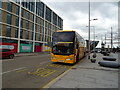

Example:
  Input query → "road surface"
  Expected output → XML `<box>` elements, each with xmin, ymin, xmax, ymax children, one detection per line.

<box><xmin>2</xmin><ymin>54</ymin><xmax>74</xmax><ymax>88</ymax></box>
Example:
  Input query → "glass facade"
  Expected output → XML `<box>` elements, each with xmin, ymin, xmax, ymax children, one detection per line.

<box><xmin>0</xmin><ymin>0</ymin><xmax>2</xmax><ymax>8</ymax></box>
<box><xmin>15</xmin><ymin>28</ymin><xmax>18</xmax><ymax>38</ymax></box>
<box><xmin>22</xmin><ymin>2</ymin><xmax>34</xmax><ymax>13</ymax></box>
<box><xmin>20</xmin><ymin>29</ymin><xmax>23</xmax><ymax>39</ymax></box>
<box><xmin>6</xmin><ymin>26</ymin><xmax>11</xmax><ymax>37</ymax></box>
<box><xmin>21</xmin><ymin>19</ymin><xmax>23</xmax><ymax>28</ymax></box>
<box><xmin>26</xmin><ymin>20</ymin><xmax>29</xmax><ymax>29</ymax></box>
<box><xmin>53</xmin><ymin>12</ymin><xmax>57</xmax><ymax>25</ymax></box>
<box><xmin>26</xmin><ymin>11</ymin><xmax>29</xmax><ymax>20</ymax></box>
<box><xmin>7</xmin><ymin>2</ymin><xmax>12</xmax><ymax>12</ymax></box>
<box><xmin>16</xmin><ymin>17</ymin><xmax>19</xmax><ymax>27</ymax></box>
<box><xmin>0</xmin><ymin>24</ymin><xmax>1</xmax><ymax>36</ymax></box>
<box><xmin>46</xmin><ymin>7</ymin><xmax>51</xmax><ymax>22</ymax></box>
<box><xmin>1</xmin><ymin>0</ymin><xmax>63</xmax><ymax>53</ymax></box>
<box><xmin>32</xmin><ymin>14</ymin><xmax>34</xmax><ymax>21</ymax></box>
<box><xmin>16</xmin><ymin>5</ymin><xmax>19</xmax><ymax>15</ymax></box>
<box><xmin>26</xmin><ymin>30</ymin><xmax>29</xmax><ymax>39</ymax></box>
<box><xmin>36</xmin><ymin>2</ymin><xmax>44</xmax><ymax>18</ymax></box>
<box><xmin>7</xmin><ymin>13</ymin><xmax>12</xmax><ymax>25</ymax></box>
<box><xmin>21</xmin><ymin>8</ymin><xmax>23</xmax><ymax>17</ymax></box>
<box><xmin>0</xmin><ymin>9</ymin><xmax>1</xmax><ymax>22</ymax></box>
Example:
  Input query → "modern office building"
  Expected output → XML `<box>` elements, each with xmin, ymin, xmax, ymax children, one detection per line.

<box><xmin>0</xmin><ymin>0</ymin><xmax>63</xmax><ymax>53</ymax></box>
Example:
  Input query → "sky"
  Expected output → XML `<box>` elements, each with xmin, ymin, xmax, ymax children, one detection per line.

<box><xmin>42</xmin><ymin>0</ymin><xmax>119</xmax><ymax>48</ymax></box>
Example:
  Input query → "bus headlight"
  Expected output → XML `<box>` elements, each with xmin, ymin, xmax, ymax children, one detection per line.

<box><xmin>51</xmin><ymin>56</ymin><xmax>56</xmax><ymax>59</ymax></box>
<box><xmin>66</xmin><ymin>58</ymin><xmax>72</xmax><ymax>60</ymax></box>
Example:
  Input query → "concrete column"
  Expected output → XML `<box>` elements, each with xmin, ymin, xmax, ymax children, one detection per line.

<box><xmin>32</xmin><ymin>0</ymin><xmax>36</xmax><ymax>52</ymax></box>
<box><xmin>17</xmin><ymin>0</ymin><xmax>22</xmax><ymax>53</ymax></box>
<box><xmin>51</xmin><ymin>11</ymin><xmax>53</xmax><ymax>42</ymax></box>
<box><xmin>42</xmin><ymin>4</ymin><xmax>46</xmax><ymax>52</ymax></box>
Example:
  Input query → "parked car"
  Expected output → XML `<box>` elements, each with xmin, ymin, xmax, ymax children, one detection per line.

<box><xmin>0</xmin><ymin>49</ymin><xmax>14</xmax><ymax>59</ymax></box>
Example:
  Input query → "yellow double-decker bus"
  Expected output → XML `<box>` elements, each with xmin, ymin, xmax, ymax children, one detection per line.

<box><xmin>51</xmin><ymin>30</ymin><xmax>86</xmax><ymax>64</ymax></box>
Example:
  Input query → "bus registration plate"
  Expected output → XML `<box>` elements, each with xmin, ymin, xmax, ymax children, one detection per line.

<box><xmin>59</xmin><ymin>60</ymin><xmax>64</xmax><ymax>62</ymax></box>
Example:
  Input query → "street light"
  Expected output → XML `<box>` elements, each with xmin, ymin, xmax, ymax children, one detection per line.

<box><xmin>88</xmin><ymin>0</ymin><xmax>98</xmax><ymax>59</ymax></box>
<box><xmin>87</xmin><ymin>19</ymin><xmax>98</xmax><ymax>59</ymax></box>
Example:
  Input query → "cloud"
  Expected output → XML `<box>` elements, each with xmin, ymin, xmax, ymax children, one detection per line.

<box><xmin>44</xmin><ymin>1</ymin><xmax>118</xmax><ymax>47</ymax></box>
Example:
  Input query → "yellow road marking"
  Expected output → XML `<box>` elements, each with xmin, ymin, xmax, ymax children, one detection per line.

<box><xmin>47</xmin><ymin>64</ymin><xmax>69</xmax><ymax>68</ymax></box>
<box><xmin>57</xmin><ymin>42</ymin><xmax>73</xmax><ymax>43</ymax></box>
<box><xmin>28</xmin><ymin>68</ymin><xmax>56</xmax><ymax>77</ymax></box>
<box><xmin>41</xmin><ymin>58</ymin><xmax>85</xmax><ymax>89</ymax></box>
<box><xmin>39</xmin><ymin>70</ymin><xmax>56</xmax><ymax>77</ymax></box>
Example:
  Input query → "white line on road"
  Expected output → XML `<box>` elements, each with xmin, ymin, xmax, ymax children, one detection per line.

<box><xmin>1</xmin><ymin>67</ymin><xmax>26</xmax><ymax>75</ymax></box>
<box><xmin>0</xmin><ymin>59</ymin><xmax>14</xmax><ymax>62</ymax></box>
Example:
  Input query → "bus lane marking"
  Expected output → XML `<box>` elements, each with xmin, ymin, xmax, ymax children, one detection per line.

<box><xmin>47</xmin><ymin>64</ymin><xmax>69</xmax><ymax>68</ymax></box>
<box><xmin>27</xmin><ymin>68</ymin><xmax>56</xmax><ymax>77</ymax></box>
<box><xmin>42</xmin><ymin>59</ymin><xmax>85</xmax><ymax>89</ymax></box>
<box><xmin>47</xmin><ymin>64</ymin><xmax>61</xmax><ymax>68</ymax></box>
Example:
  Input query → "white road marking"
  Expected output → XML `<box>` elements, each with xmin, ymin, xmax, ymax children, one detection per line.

<box><xmin>0</xmin><ymin>59</ymin><xmax>14</xmax><ymax>62</ymax></box>
<box><xmin>1</xmin><ymin>67</ymin><xmax>26</xmax><ymax>75</ymax></box>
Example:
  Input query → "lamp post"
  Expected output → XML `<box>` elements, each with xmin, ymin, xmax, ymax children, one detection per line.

<box><xmin>86</xmin><ymin>19</ymin><xmax>97</xmax><ymax>59</ymax></box>
<box><xmin>88</xmin><ymin>0</ymin><xmax>90</xmax><ymax>59</ymax></box>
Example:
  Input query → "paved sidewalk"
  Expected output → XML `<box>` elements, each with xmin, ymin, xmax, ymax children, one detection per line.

<box><xmin>15</xmin><ymin>52</ymin><xmax>50</xmax><ymax>57</ymax></box>
<box><xmin>45</xmin><ymin>53</ymin><xmax>119</xmax><ymax>88</ymax></box>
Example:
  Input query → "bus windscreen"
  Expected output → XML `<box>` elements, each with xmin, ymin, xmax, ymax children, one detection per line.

<box><xmin>52</xmin><ymin>32</ymin><xmax>75</xmax><ymax>42</ymax></box>
<box><xmin>52</xmin><ymin>43</ymin><xmax>74</xmax><ymax>55</ymax></box>
<box><xmin>52</xmin><ymin>32</ymin><xmax>75</xmax><ymax>55</ymax></box>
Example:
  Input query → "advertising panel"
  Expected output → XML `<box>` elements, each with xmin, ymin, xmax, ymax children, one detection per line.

<box><xmin>34</xmin><ymin>45</ymin><xmax>42</xmax><ymax>52</ymax></box>
<box><xmin>0</xmin><ymin>42</ymin><xmax>18</xmax><ymax>53</ymax></box>
<box><xmin>20</xmin><ymin>44</ymin><xmax>33</xmax><ymax>52</ymax></box>
<box><xmin>43</xmin><ymin>45</ymin><xmax>50</xmax><ymax>52</ymax></box>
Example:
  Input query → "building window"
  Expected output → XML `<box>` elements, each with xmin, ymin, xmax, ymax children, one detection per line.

<box><xmin>29</xmin><ymin>2</ymin><xmax>32</xmax><ymax>11</ymax></box>
<box><xmin>15</xmin><ymin>28</ymin><xmax>18</xmax><ymax>38</ymax></box>
<box><xmin>20</xmin><ymin>29</ymin><xmax>23</xmax><ymax>39</ymax></box>
<box><xmin>38</xmin><ymin>34</ymin><xmax>40</xmax><ymax>41</ymax></box>
<box><xmin>0</xmin><ymin>24</ymin><xmax>1</xmax><ymax>36</ymax></box>
<box><xmin>7</xmin><ymin>13</ymin><xmax>12</xmax><ymax>25</ymax></box>
<box><xmin>36</xmin><ymin>2</ymin><xmax>44</xmax><ymax>18</ymax></box>
<box><xmin>31</xmin><ymin>2</ymin><xmax>34</xmax><ymax>12</ymax></box>
<box><xmin>16</xmin><ymin>17</ymin><xmax>19</xmax><ymax>27</ymax></box>
<box><xmin>53</xmin><ymin>12</ymin><xmax>57</xmax><ymax>25</ymax></box>
<box><xmin>0</xmin><ymin>9</ymin><xmax>2</xmax><ymax>22</ymax></box>
<box><xmin>0</xmin><ymin>0</ymin><xmax>2</xmax><ymax>8</ymax></box>
<box><xmin>26</xmin><ymin>11</ymin><xmax>29</xmax><ymax>20</ymax></box>
<box><xmin>7</xmin><ymin>2</ymin><xmax>12</xmax><ymax>12</ymax></box>
<box><xmin>21</xmin><ymin>19</ymin><xmax>23</xmax><ymax>28</ymax></box>
<box><xmin>35</xmin><ymin>33</ymin><xmax>37</xmax><ymax>40</ymax></box>
<box><xmin>37</xmin><ymin>18</ymin><xmax>40</xmax><ymax>25</ymax></box>
<box><xmin>22</xmin><ymin>2</ymin><xmax>25</xmax><ymax>7</ymax></box>
<box><xmin>32</xmin><ymin>14</ymin><xmax>34</xmax><ymax>21</ymax></box>
<box><xmin>26</xmin><ymin>2</ymin><xmax>29</xmax><ymax>9</ymax></box>
<box><xmin>6</xmin><ymin>26</ymin><xmax>11</xmax><ymax>37</ymax></box>
<box><xmin>14</xmin><ymin>0</ymin><xmax>20</xmax><ymax>4</ymax></box>
<box><xmin>46</xmin><ymin>7</ymin><xmax>51</xmax><ymax>22</ymax></box>
<box><xmin>16</xmin><ymin>5</ymin><xmax>19</xmax><ymax>15</ymax></box>
<box><xmin>26</xmin><ymin>21</ymin><xmax>29</xmax><ymax>29</ymax></box>
<box><xmin>38</xmin><ymin>25</ymin><xmax>40</xmax><ymax>33</ymax></box>
<box><xmin>21</xmin><ymin>8</ymin><xmax>23</xmax><ymax>17</ymax></box>
<box><xmin>26</xmin><ymin>30</ymin><xmax>29</xmax><ymax>39</ymax></box>
<box><xmin>23</xmin><ymin>2</ymin><xmax>27</xmax><ymax>8</ymax></box>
